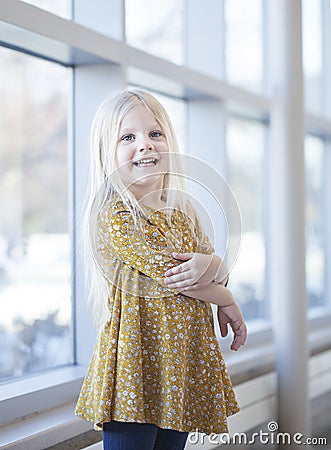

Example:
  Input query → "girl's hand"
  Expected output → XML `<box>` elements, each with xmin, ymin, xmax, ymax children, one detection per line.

<box><xmin>164</xmin><ymin>253</ymin><xmax>228</xmax><ymax>290</ymax></box>
<box><xmin>217</xmin><ymin>302</ymin><xmax>247</xmax><ymax>351</ymax></box>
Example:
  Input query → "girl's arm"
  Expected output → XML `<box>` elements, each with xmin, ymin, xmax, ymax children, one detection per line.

<box><xmin>180</xmin><ymin>282</ymin><xmax>247</xmax><ymax>351</ymax></box>
<box><xmin>176</xmin><ymin>279</ymin><xmax>233</xmax><ymax>307</ymax></box>
<box><xmin>97</xmin><ymin>203</ymin><xmax>187</xmax><ymax>291</ymax></box>
<box><xmin>164</xmin><ymin>252</ymin><xmax>229</xmax><ymax>290</ymax></box>
<box><xmin>102</xmin><ymin>201</ymin><xmax>226</xmax><ymax>291</ymax></box>
<box><xmin>100</xmin><ymin>201</ymin><xmax>246</xmax><ymax>350</ymax></box>
<box><xmin>164</xmin><ymin>209</ymin><xmax>229</xmax><ymax>289</ymax></box>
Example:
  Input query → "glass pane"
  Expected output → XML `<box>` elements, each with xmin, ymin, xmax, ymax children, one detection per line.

<box><xmin>226</xmin><ymin>117</ymin><xmax>266</xmax><ymax>321</ymax></box>
<box><xmin>305</xmin><ymin>135</ymin><xmax>325</xmax><ymax>308</ymax></box>
<box><xmin>125</xmin><ymin>0</ymin><xmax>183</xmax><ymax>65</ymax></box>
<box><xmin>302</xmin><ymin>0</ymin><xmax>324</xmax><ymax>115</ymax></box>
<box><xmin>0</xmin><ymin>47</ymin><xmax>72</xmax><ymax>381</ymax></box>
<box><xmin>224</xmin><ymin>0</ymin><xmax>264</xmax><ymax>91</ymax></box>
<box><xmin>21</xmin><ymin>0</ymin><xmax>71</xmax><ymax>19</ymax></box>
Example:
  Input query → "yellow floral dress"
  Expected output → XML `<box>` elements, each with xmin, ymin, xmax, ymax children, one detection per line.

<box><xmin>74</xmin><ymin>197</ymin><xmax>240</xmax><ymax>434</ymax></box>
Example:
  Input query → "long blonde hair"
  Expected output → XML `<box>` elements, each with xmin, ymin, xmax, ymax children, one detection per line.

<box><xmin>84</xmin><ymin>88</ymin><xmax>193</xmax><ymax>330</ymax></box>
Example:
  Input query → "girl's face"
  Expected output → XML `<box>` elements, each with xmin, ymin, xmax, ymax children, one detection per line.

<box><xmin>116</xmin><ymin>102</ymin><xmax>169</xmax><ymax>198</ymax></box>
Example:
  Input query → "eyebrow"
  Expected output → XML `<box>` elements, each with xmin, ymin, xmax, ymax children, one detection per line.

<box><xmin>120</xmin><ymin>124</ymin><xmax>161</xmax><ymax>134</ymax></box>
<box><xmin>119</xmin><ymin>128</ymin><xmax>134</xmax><ymax>134</ymax></box>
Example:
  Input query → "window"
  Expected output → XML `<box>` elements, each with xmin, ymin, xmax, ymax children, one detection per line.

<box><xmin>305</xmin><ymin>135</ymin><xmax>326</xmax><ymax>309</ymax></box>
<box><xmin>21</xmin><ymin>0</ymin><xmax>71</xmax><ymax>19</ymax></box>
<box><xmin>302</xmin><ymin>0</ymin><xmax>324</xmax><ymax>115</ymax></box>
<box><xmin>0</xmin><ymin>47</ymin><xmax>72</xmax><ymax>381</ymax></box>
<box><xmin>0</xmin><ymin>2</ymin><xmax>330</xmax><ymax>446</ymax></box>
<box><xmin>125</xmin><ymin>0</ymin><xmax>183</xmax><ymax>65</ymax></box>
<box><xmin>226</xmin><ymin>117</ymin><xmax>266</xmax><ymax>321</ymax></box>
<box><xmin>224</xmin><ymin>0</ymin><xmax>264</xmax><ymax>92</ymax></box>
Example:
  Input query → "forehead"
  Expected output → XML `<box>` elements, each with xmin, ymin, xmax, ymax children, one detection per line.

<box><xmin>119</xmin><ymin>103</ymin><xmax>159</xmax><ymax>129</ymax></box>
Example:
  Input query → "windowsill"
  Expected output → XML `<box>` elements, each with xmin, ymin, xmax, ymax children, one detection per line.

<box><xmin>0</xmin><ymin>316</ymin><xmax>330</xmax><ymax>449</ymax></box>
<box><xmin>0</xmin><ymin>365</ymin><xmax>86</xmax><ymax>427</ymax></box>
<box><xmin>0</xmin><ymin>402</ymin><xmax>93</xmax><ymax>450</ymax></box>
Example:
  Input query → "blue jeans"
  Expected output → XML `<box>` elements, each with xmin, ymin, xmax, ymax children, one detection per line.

<box><xmin>103</xmin><ymin>420</ymin><xmax>189</xmax><ymax>450</ymax></box>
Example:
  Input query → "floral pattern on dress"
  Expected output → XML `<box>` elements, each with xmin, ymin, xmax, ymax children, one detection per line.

<box><xmin>74</xmin><ymin>198</ymin><xmax>240</xmax><ymax>434</ymax></box>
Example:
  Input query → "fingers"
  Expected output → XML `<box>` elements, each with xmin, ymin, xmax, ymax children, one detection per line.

<box><xmin>164</xmin><ymin>270</ymin><xmax>190</xmax><ymax>285</ymax></box>
<box><xmin>164</xmin><ymin>261</ymin><xmax>192</xmax><ymax>289</ymax></box>
<box><xmin>219</xmin><ymin>309</ymin><xmax>247</xmax><ymax>351</ymax></box>
<box><xmin>230</xmin><ymin>322</ymin><xmax>247</xmax><ymax>351</ymax></box>
<box><xmin>164</xmin><ymin>261</ymin><xmax>189</xmax><ymax>277</ymax></box>
<box><xmin>220</xmin><ymin>322</ymin><xmax>228</xmax><ymax>338</ymax></box>
<box><xmin>164</xmin><ymin>279</ymin><xmax>195</xmax><ymax>290</ymax></box>
<box><xmin>231</xmin><ymin>332</ymin><xmax>246</xmax><ymax>351</ymax></box>
<box><xmin>217</xmin><ymin>308</ymin><xmax>229</xmax><ymax>337</ymax></box>
<box><xmin>171</xmin><ymin>252</ymin><xmax>194</xmax><ymax>261</ymax></box>
<box><xmin>231</xmin><ymin>336</ymin><xmax>242</xmax><ymax>351</ymax></box>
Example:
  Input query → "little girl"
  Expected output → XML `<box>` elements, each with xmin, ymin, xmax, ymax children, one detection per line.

<box><xmin>74</xmin><ymin>89</ymin><xmax>247</xmax><ymax>450</ymax></box>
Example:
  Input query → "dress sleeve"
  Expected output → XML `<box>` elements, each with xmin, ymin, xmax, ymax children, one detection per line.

<box><xmin>193</xmin><ymin>212</ymin><xmax>215</xmax><ymax>255</ymax></box>
<box><xmin>96</xmin><ymin>200</ymin><xmax>184</xmax><ymax>292</ymax></box>
<box><xmin>194</xmin><ymin>211</ymin><xmax>229</xmax><ymax>287</ymax></box>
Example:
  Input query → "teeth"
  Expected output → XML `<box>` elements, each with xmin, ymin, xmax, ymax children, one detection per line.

<box><xmin>134</xmin><ymin>158</ymin><xmax>157</xmax><ymax>166</ymax></box>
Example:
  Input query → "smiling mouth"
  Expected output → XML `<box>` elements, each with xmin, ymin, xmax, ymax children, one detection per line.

<box><xmin>133</xmin><ymin>158</ymin><xmax>158</xmax><ymax>167</ymax></box>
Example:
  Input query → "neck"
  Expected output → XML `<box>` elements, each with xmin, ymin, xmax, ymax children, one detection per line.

<box><xmin>130</xmin><ymin>186</ymin><xmax>165</xmax><ymax>209</ymax></box>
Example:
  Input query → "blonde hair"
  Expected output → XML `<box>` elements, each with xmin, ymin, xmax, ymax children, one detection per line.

<box><xmin>83</xmin><ymin>88</ymin><xmax>193</xmax><ymax>330</ymax></box>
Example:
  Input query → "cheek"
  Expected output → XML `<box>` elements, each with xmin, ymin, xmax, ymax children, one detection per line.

<box><xmin>160</xmin><ymin>150</ymin><xmax>170</xmax><ymax>170</ymax></box>
<box><xmin>115</xmin><ymin>148</ymin><xmax>134</xmax><ymax>181</ymax></box>
<box><xmin>116</xmin><ymin>146</ymin><xmax>132</xmax><ymax>167</ymax></box>
<box><xmin>115</xmin><ymin>147</ymin><xmax>123</xmax><ymax>166</ymax></box>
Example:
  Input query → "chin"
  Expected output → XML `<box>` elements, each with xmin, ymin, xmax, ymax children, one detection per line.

<box><xmin>135</xmin><ymin>174</ymin><xmax>163</xmax><ymax>185</ymax></box>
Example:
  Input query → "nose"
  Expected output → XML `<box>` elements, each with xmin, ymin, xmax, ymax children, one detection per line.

<box><xmin>137</xmin><ymin>137</ymin><xmax>154</xmax><ymax>152</ymax></box>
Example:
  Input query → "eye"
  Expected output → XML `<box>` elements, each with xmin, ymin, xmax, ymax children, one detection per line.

<box><xmin>150</xmin><ymin>131</ymin><xmax>162</xmax><ymax>138</ymax></box>
<box><xmin>121</xmin><ymin>134</ymin><xmax>135</xmax><ymax>141</ymax></box>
